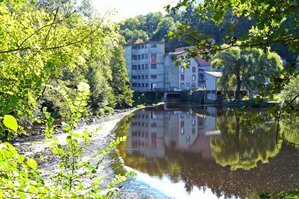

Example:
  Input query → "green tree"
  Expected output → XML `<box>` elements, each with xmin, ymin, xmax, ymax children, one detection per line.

<box><xmin>211</xmin><ymin>46</ymin><xmax>283</xmax><ymax>100</ymax></box>
<box><xmin>278</xmin><ymin>74</ymin><xmax>299</xmax><ymax>108</ymax></box>
<box><xmin>119</xmin><ymin>12</ymin><xmax>179</xmax><ymax>47</ymax></box>
<box><xmin>109</xmin><ymin>39</ymin><xmax>134</xmax><ymax>108</ymax></box>
<box><xmin>0</xmin><ymin>0</ymin><xmax>133</xmax><ymax>131</ymax></box>
<box><xmin>166</xmin><ymin>0</ymin><xmax>299</xmax><ymax>58</ymax></box>
<box><xmin>152</xmin><ymin>17</ymin><xmax>177</xmax><ymax>41</ymax></box>
<box><xmin>0</xmin><ymin>0</ymin><xmax>90</xmax><ymax>119</ymax></box>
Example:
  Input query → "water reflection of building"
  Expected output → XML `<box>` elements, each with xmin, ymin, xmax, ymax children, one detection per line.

<box><xmin>127</xmin><ymin>110</ymin><xmax>165</xmax><ymax>158</ymax></box>
<box><xmin>126</xmin><ymin>107</ymin><xmax>221</xmax><ymax>159</ymax></box>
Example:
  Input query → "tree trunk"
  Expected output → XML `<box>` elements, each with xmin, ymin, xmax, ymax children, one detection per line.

<box><xmin>235</xmin><ymin>74</ymin><xmax>242</xmax><ymax>100</ymax></box>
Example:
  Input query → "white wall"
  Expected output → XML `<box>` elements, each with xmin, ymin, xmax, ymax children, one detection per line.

<box><xmin>205</xmin><ymin>74</ymin><xmax>217</xmax><ymax>91</ymax></box>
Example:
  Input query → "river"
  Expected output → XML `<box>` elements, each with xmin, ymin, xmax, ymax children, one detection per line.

<box><xmin>113</xmin><ymin>105</ymin><xmax>299</xmax><ymax>199</ymax></box>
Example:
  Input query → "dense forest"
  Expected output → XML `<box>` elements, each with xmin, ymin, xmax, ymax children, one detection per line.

<box><xmin>0</xmin><ymin>0</ymin><xmax>133</xmax><ymax>133</ymax></box>
<box><xmin>119</xmin><ymin>4</ymin><xmax>296</xmax><ymax>59</ymax></box>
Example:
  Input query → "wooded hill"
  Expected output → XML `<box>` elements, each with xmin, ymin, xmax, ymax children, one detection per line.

<box><xmin>119</xmin><ymin>5</ymin><xmax>296</xmax><ymax>60</ymax></box>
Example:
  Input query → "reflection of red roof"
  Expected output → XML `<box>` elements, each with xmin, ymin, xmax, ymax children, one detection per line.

<box><xmin>189</xmin><ymin>135</ymin><xmax>213</xmax><ymax>159</ymax></box>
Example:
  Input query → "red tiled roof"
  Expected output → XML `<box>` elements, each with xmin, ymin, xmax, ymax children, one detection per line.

<box><xmin>194</xmin><ymin>57</ymin><xmax>210</xmax><ymax>66</ymax></box>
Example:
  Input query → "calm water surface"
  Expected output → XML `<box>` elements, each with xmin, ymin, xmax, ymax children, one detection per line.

<box><xmin>114</xmin><ymin>106</ymin><xmax>299</xmax><ymax>198</ymax></box>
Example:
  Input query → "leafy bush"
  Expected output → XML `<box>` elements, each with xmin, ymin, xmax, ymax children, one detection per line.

<box><xmin>0</xmin><ymin>82</ymin><xmax>130</xmax><ymax>198</ymax></box>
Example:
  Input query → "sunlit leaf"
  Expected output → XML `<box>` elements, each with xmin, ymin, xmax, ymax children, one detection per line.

<box><xmin>27</xmin><ymin>158</ymin><xmax>38</xmax><ymax>169</ymax></box>
<box><xmin>3</xmin><ymin>115</ymin><xmax>18</xmax><ymax>132</ymax></box>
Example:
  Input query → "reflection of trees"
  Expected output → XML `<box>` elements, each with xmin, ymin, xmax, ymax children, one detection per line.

<box><xmin>119</xmin><ymin>146</ymin><xmax>299</xmax><ymax>199</ymax></box>
<box><xmin>113</xmin><ymin>109</ymin><xmax>299</xmax><ymax>198</ymax></box>
<box><xmin>167</xmin><ymin>161</ymin><xmax>181</xmax><ymax>183</ymax></box>
<box><xmin>211</xmin><ymin>110</ymin><xmax>281</xmax><ymax>171</ymax></box>
<box><xmin>279</xmin><ymin>113</ymin><xmax>299</xmax><ymax>148</ymax></box>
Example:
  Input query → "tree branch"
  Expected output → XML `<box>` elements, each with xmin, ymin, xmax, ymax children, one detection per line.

<box><xmin>0</xmin><ymin>12</ymin><xmax>103</xmax><ymax>55</ymax></box>
<box><xmin>280</xmin><ymin>92</ymin><xmax>299</xmax><ymax>111</ymax></box>
<box><xmin>0</xmin><ymin>11</ymin><xmax>76</xmax><ymax>54</ymax></box>
<box><xmin>43</xmin><ymin>7</ymin><xmax>60</xmax><ymax>47</ymax></box>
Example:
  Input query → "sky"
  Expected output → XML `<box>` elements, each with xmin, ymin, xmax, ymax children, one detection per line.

<box><xmin>91</xmin><ymin>0</ymin><xmax>178</xmax><ymax>21</ymax></box>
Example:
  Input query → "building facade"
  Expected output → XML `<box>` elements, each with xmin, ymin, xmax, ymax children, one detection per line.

<box><xmin>205</xmin><ymin>71</ymin><xmax>222</xmax><ymax>101</ymax></box>
<box><xmin>124</xmin><ymin>41</ymin><xmax>165</xmax><ymax>92</ymax></box>
<box><xmin>164</xmin><ymin>49</ymin><xmax>212</xmax><ymax>91</ymax></box>
<box><xmin>125</xmin><ymin>41</ymin><xmax>221</xmax><ymax>93</ymax></box>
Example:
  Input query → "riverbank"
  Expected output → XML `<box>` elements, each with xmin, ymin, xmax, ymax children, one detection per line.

<box><xmin>13</xmin><ymin>107</ymin><xmax>166</xmax><ymax>198</ymax></box>
<box><xmin>12</xmin><ymin>109</ymin><xmax>132</xmax><ymax>196</ymax></box>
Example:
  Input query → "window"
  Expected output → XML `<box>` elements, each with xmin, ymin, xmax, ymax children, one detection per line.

<box><xmin>141</xmin><ymin>75</ymin><xmax>144</xmax><ymax>79</ymax></box>
<box><xmin>132</xmin><ymin>55</ymin><xmax>137</xmax><ymax>60</ymax></box>
<box><xmin>142</xmin><ymin>64</ymin><xmax>144</xmax><ymax>69</ymax></box>
<box><xmin>181</xmin><ymin>120</ymin><xmax>184</xmax><ymax>127</ymax></box>
<box><xmin>151</xmin><ymin>53</ymin><xmax>157</xmax><ymax>58</ymax></box>
<box><xmin>151</xmin><ymin>123</ymin><xmax>157</xmax><ymax>127</ymax></box>
<box><xmin>151</xmin><ymin>44</ymin><xmax>157</xmax><ymax>48</ymax></box>
<box><xmin>138</xmin><ymin>65</ymin><xmax>140</xmax><ymax>70</ymax></box>
<box><xmin>151</xmin><ymin>64</ymin><xmax>157</xmax><ymax>69</ymax></box>
<box><xmin>138</xmin><ymin>55</ymin><xmax>141</xmax><ymax>60</ymax></box>
<box><xmin>132</xmin><ymin>75</ymin><xmax>137</xmax><ymax>79</ymax></box>
<box><xmin>151</xmin><ymin>133</ymin><xmax>157</xmax><ymax>147</ymax></box>
<box><xmin>180</xmin><ymin>83</ymin><xmax>185</xmax><ymax>89</ymax></box>
<box><xmin>145</xmin><ymin>54</ymin><xmax>148</xmax><ymax>59</ymax></box>
<box><xmin>191</xmin><ymin>83</ymin><xmax>196</xmax><ymax>89</ymax></box>
<box><xmin>192</xmin><ymin>119</ymin><xmax>196</xmax><ymax>126</ymax></box>
<box><xmin>181</xmin><ymin>67</ymin><xmax>185</xmax><ymax>73</ymax></box>
<box><xmin>192</xmin><ymin>75</ymin><xmax>196</xmax><ymax>81</ymax></box>
<box><xmin>192</xmin><ymin>67</ymin><xmax>196</xmax><ymax>73</ymax></box>
<box><xmin>181</xmin><ymin>74</ymin><xmax>185</xmax><ymax>81</ymax></box>
<box><xmin>132</xmin><ymin>65</ymin><xmax>137</xmax><ymax>70</ymax></box>
<box><xmin>141</xmin><ymin>54</ymin><xmax>144</xmax><ymax>59</ymax></box>
<box><xmin>145</xmin><ymin>64</ymin><xmax>148</xmax><ymax>69</ymax></box>
<box><xmin>151</xmin><ymin>75</ymin><xmax>157</xmax><ymax>79</ymax></box>
<box><xmin>180</xmin><ymin>128</ymin><xmax>184</xmax><ymax>135</ymax></box>
<box><xmin>145</xmin><ymin>75</ymin><xmax>148</xmax><ymax>79</ymax></box>
<box><xmin>151</xmin><ymin>112</ymin><xmax>156</xmax><ymax>119</ymax></box>
<box><xmin>199</xmin><ymin>73</ymin><xmax>204</xmax><ymax>81</ymax></box>
<box><xmin>145</xmin><ymin>83</ymin><xmax>148</xmax><ymax>87</ymax></box>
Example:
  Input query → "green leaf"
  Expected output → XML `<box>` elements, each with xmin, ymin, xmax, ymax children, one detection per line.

<box><xmin>27</xmin><ymin>158</ymin><xmax>38</xmax><ymax>169</ymax></box>
<box><xmin>3</xmin><ymin>115</ymin><xmax>18</xmax><ymax>132</ymax></box>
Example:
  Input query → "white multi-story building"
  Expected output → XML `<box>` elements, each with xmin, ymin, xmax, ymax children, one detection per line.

<box><xmin>124</xmin><ymin>41</ymin><xmax>165</xmax><ymax>92</ymax></box>
<box><xmin>124</xmin><ymin>42</ymin><xmax>221</xmax><ymax>93</ymax></box>
<box><xmin>164</xmin><ymin>48</ymin><xmax>212</xmax><ymax>91</ymax></box>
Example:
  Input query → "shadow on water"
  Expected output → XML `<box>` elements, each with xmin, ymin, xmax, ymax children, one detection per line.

<box><xmin>113</xmin><ymin>105</ymin><xmax>299</xmax><ymax>199</ymax></box>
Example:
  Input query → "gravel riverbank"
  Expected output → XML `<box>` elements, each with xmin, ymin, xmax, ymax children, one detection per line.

<box><xmin>13</xmin><ymin>108</ymin><xmax>169</xmax><ymax>198</ymax></box>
